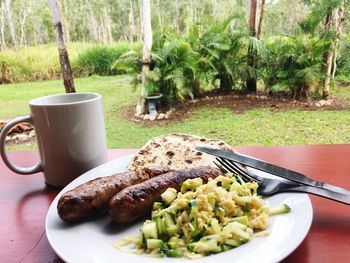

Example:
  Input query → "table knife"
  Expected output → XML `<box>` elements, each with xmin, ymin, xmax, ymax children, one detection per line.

<box><xmin>196</xmin><ymin>146</ymin><xmax>350</xmax><ymax>196</ymax></box>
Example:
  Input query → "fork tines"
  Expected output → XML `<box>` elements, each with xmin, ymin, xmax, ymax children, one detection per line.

<box><xmin>214</xmin><ymin>157</ymin><xmax>260</xmax><ymax>183</ymax></box>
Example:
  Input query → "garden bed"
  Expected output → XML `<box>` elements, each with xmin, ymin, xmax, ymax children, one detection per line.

<box><xmin>123</xmin><ymin>92</ymin><xmax>350</xmax><ymax>127</ymax></box>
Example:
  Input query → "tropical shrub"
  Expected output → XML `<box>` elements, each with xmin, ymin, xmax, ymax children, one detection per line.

<box><xmin>114</xmin><ymin>32</ymin><xmax>206</xmax><ymax>105</ymax></box>
<box><xmin>261</xmin><ymin>35</ymin><xmax>329</xmax><ymax>98</ymax></box>
<box><xmin>334</xmin><ymin>35</ymin><xmax>350</xmax><ymax>81</ymax></box>
<box><xmin>188</xmin><ymin>17</ymin><xmax>247</xmax><ymax>92</ymax></box>
<box><xmin>151</xmin><ymin>34</ymin><xmax>207</xmax><ymax>105</ymax></box>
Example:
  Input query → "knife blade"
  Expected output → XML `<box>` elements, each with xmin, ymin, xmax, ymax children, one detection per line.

<box><xmin>196</xmin><ymin>146</ymin><xmax>350</xmax><ymax>195</ymax></box>
<box><xmin>287</xmin><ymin>185</ymin><xmax>350</xmax><ymax>205</ymax></box>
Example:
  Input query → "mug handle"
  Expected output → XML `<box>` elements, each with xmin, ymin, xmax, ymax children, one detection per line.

<box><xmin>0</xmin><ymin>115</ymin><xmax>43</xmax><ymax>174</ymax></box>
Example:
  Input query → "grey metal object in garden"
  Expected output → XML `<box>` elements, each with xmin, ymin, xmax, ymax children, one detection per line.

<box><xmin>144</xmin><ymin>94</ymin><xmax>162</xmax><ymax>120</ymax></box>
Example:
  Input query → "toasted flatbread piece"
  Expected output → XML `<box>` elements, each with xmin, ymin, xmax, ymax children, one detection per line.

<box><xmin>128</xmin><ymin>133</ymin><xmax>234</xmax><ymax>171</ymax></box>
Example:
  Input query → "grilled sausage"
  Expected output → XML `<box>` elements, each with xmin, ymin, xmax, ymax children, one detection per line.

<box><xmin>57</xmin><ymin>166</ymin><xmax>171</xmax><ymax>222</ymax></box>
<box><xmin>108</xmin><ymin>166</ymin><xmax>221</xmax><ymax>224</ymax></box>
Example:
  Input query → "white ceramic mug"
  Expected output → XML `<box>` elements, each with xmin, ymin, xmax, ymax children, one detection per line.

<box><xmin>0</xmin><ymin>92</ymin><xmax>108</xmax><ymax>187</ymax></box>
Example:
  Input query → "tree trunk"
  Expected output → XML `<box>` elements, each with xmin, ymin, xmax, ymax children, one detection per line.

<box><xmin>249</xmin><ymin>0</ymin><xmax>257</xmax><ymax>37</ymax></box>
<box><xmin>4</xmin><ymin>0</ymin><xmax>17</xmax><ymax>50</ymax></box>
<box><xmin>212</xmin><ymin>0</ymin><xmax>217</xmax><ymax>18</ymax></box>
<box><xmin>174</xmin><ymin>0</ymin><xmax>180</xmax><ymax>35</ymax></box>
<box><xmin>219</xmin><ymin>74</ymin><xmax>233</xmax><ymax>92</ymax></box>
<box><xmin>156</xmin><ymin>0</ymin><xmax>163</xmax><ymax>33</ymax></box>
<box><xmin>257</xmin><ymin>0</ymin><xmax>265</xmax><ymax>39</ymax></box>
<box><xmin>246</xmin><ymin>0</ymin><xmax>257</xmax><ymax>92</ymax></box>
<box><xmin>59</xmin><ymin>0</ymin><xmax>70</xmax><ymax>43</ymax></box>
<box><xmin>88</xmin><ymin>0</ymin><xmax>99</xmax><ymax>42</ymax></box>
<box><xmin>34</xmin><ymin>19</ymin><xmax>44</xmax><ymax>45</ymax></box>
<box><xmin>138</xmin><ymin>0</ymin><xmax>143</xmax><ymax>38</ymax></box>
<box><xmin>129</xmin><ymin>0</ymin><xmax>137</xmax><ymax>42</ymax></box>
<box><xmin>47</xmin><ymin>0</ymin><xmax>76</xmax><ymax>93</ymax></box>
<box><xmin>322</xmin><ymin>11</ymin><xmax>335</xmax><ymax>99</ymax></box>
<box><xmin>189</xmin><ymin>0</ymin><xmax>196</xmax><ymax>22</ymax></box>
<box><xmin>331</xmin><ymin>5</ymin><xmax>344</xmax><ymax>79</ymax></box>
<box><xmin>136</xmin><ymin>0</ymin><xmax>152</xmax><ymax>115</ymax></box>
<box><xmin>103</xmin><ymin>6</ymin><xmax>113</xmax><ymax>44</ymax></box>
<box><xmin>0</xmin><ymin>1</ymin><xmax>6</xmax><ymax>49</ymax></box>
<box><xmin>19</xmin><ymin>0</ymin><xmax>32</xmax><ymax>47</ymax></box>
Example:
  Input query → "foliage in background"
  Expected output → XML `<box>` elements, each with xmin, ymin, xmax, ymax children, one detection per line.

<box><xmin>114</xmin><ymin>12</ymin><xmax>350</xmax><ymax>106</ymax></box>
<box><xmin>0</xmin><ymin>42</ymin><xmax>140</xmax><ymax>83</ymax></box>
<box><xmin>1</xmin><ymin>0</ymin><xmax>350</xmax><ymax>105</ymax></box>
<box><xmin>76</xmin><ymin>42</ymin><xmax>140</xmax><ymax>76</ymax></box>
<box><xmin>6</xmin><ymin>0</ymin><xmax>341</xmax><ymax>49</ymax></box>
<box><xmin>150</xmin><ymin>35</ymin><xmax>204</xmax><ymax>105</ymax></box>
<box><xmin>336</xmin><ymin>35</ymin><xmax>350</xmax><ymax>80</ymax></box>
<box><xmin>0</xmin><ymin>43</ymin><xmax>83</xmax><ymax>83</ymax></box>
<box><xmin>261</xmin><ymin>35</ymin><xmax>329</xmax><ymax>98</ymax></box>
<box><xmin>188</xmin><ymin>16</ymin><xmax>247</xmax><ymax>92</ymax></box>
<box><xmin>115</xmin><ymin>32</ymin><xmax>206</xmax><ymax>105</ymax></box>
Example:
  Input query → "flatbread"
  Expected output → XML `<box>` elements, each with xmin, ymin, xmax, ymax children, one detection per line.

<box><xmin>128</xmin><ymin>133</ymin><xmax>234</xmax><ymax>171</ymax></box>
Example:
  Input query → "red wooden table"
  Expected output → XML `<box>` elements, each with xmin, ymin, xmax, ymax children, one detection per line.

<box><xmin>1</xmin><ymin>145</ymin><xmax>349</xmax><ymax>263</ymax></box>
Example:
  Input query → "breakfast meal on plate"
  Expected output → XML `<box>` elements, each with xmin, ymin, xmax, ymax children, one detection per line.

<box><xmin>128</xmin><ymin>133</ymin><xmax>234</xmax><ymax>171</ymax></box>
<box><xmin>57</xmin><ymin>166</ymin><xmax>172</xmax><ymax>222</ymax></box>
<box><xmin>55</xmin><ymin>133</ymin><xmax>291</xmax><ymax>259</ymax></box>
<box><xmin>108</xmin><ymin>166</ymin><xmax>221</xmax><ymax>224</ymax></box>
<box><xmin>57</xmin><ymin>133</ymin><xmax>233</xmax><ymax>223</ymax></box>
<box><xmin>114</xmin><ymin>174</ymin><xmax>290</xmax><ymax>259</ymax></box>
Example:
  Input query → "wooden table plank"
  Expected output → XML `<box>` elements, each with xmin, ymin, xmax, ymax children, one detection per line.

<box><xmin>0</xmin><ymin>145</ymin><xmax>349</xmax><ymax>263</ymax></box>
<box><xmin>236</xmin><ymin>144</ymin><xmax>350</xmax><ymax>263</ymax></box>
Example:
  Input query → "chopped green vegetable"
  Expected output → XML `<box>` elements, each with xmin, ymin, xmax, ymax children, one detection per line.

<box><xmin>181</xmin><ymin>178</ymin><xmax>203</xmax><ymax>193</ymax></box>
<box><xmin>141</xmin><ymin>221</ymin><xmax>158</xmax><ymax>239</ymax></box>
<box><xmin>152</xmin><ymin>202</ymin><xmax>164</xmax><ymax>211</ymax></box>
<box><xmin>268</xmin><ymin>204</ymin><xmax>291</xmax><ymax>216</ymax></box>
<box><xmin>161</xmin><ymin>188</ymin><xmax>177</xmax><ymax>204</ymax></box>
<box><xmin>115</xmin><ymin>175</ymin><xmax>292</xmax><ymax>259</ymax></box>
<box><xmin>146</xmin><ymin>239</ymin><xmax>164</xmax><ymax>249</ymax></box>
<box><xmin>229</xmin><ymin>216</ymin><xmax>249</xmax><ymax>226</ymax></box>
<box><xmin>165</xmin><ymin>249</ymin><xmax>184</xmax><ymax>258</ymax></box>
<box><xmin>224</xmin><ymin>239</ymin><xmax>241</xmax><ymax>247</ymax></box>
<box><xmin>188</xmin><ymin>238</ymin><xmax>221</xmax><ymax>254</ymax></box>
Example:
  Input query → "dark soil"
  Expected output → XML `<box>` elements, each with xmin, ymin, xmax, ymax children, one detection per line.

<box><xmin>121</xmin><ymin>92</ymin><xmax>350</xmax><ymax>127</ymax></box>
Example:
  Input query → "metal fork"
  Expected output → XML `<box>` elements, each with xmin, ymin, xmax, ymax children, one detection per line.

<box><xmin>214</xmin><ymin>157</ymin><xmax>350</xmax><ymax>205</ymax></box>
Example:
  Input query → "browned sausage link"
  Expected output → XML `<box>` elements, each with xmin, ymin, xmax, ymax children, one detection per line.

<box><xmin>57</xmin><ymin>166</ymin><xmax>171</xmax><ymax>222</ymax></box>
<box><xmin>108</xmin><ymin>166</ymin><xmax>222</xmax><ymax>224</ymax></box>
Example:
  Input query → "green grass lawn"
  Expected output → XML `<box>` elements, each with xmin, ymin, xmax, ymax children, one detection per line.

<box><xmin>1</xmin><ymin>75</ymin><xmax>350</xmax><ymax>150</ymax></box>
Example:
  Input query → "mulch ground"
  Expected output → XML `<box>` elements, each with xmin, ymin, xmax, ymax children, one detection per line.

<box><xmin>121</xmin><ymin>92</ymin><xmax>350</xmax><ymax>127</ymax></box>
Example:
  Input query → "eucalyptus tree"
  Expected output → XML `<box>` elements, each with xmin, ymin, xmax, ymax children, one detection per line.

<box><xmin>136</xmin><ymin>0</ymin><xmax>152</xmax><ymax>115</ymax></box>
<box><xmin>257</xmin><ymin>0</ymin><xmax>265</xmax><ymax>39</ymax></box>
<box><xmin>247</xmin><ymin>0</ymin><xmax>257</xmax><ymax>92</ymax></box>
<box><xmin>48</xmin><ymin>0</ymin><xmax>75</xmax><ymax>93</ymax></box>
<box><xmin>4</xmin><ymin>0</ymin><xmax>17</xmax><ymax>50</ymax></box>
<box><xmin>332</xmin><ymin>4</ymin><xmax>345</xmax><ymax>79</ymax></box>
<box><xmin>301</xmin><ymin>0</ymin><xmax>348</xmax><ymax>98</ymax></box>
<box><xmin>0</xmin><ymin>1</ymin><xmax>6</xmax><ymax>49</ymax></box>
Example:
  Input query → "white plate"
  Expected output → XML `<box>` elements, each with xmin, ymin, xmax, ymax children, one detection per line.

<box><xmin>46</xmin><ymin>155</ymin><xmax>313</xmax><ymax>263</ymax></box>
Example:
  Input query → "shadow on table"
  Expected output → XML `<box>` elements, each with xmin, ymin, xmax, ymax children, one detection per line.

<box><xmin>15</xmin><ymin>184</ymin><xmax>60</xmax><ymax>226</ymax></box>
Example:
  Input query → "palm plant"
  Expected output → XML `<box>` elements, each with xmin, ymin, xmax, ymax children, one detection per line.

<box><xmin>112</xmin><ymin>49</ymin><xmax>142</xmax><ymax>89</ymax></box>
<box><xmin>150</xmin><ymin>34</ymin><xmax>204</xmax><ymax>105</ymax></box>
<box><xmin>188</xmin><ymin>16</ymin><xmax>247</xmax><ymax>92</ymax></box>
<box><xmin>243</xmin><ymin>35</ymin><xmax>270</xmax><ymax>91</ymax></box>
<box><xmin>114</xmin><ymin>32</ymin><xmax>204</xmax><ymax>106</ymax></box>
<box><xmin>261</xmin><ymin>35</ymin><xmax>329</xmax><ymax>98</ymax></box>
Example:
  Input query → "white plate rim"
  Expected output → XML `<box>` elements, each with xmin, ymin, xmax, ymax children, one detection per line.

<box><xmin>46</xmin><ymin>155</ymin><xmax>313</xmax><ymax>263</ymax></box>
